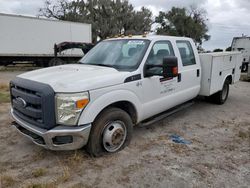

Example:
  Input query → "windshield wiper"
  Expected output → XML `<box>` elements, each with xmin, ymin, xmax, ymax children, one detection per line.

<box><xmin>83</xmin><ymin>63</ymin><xmax>117</xmax><ymax>69</ymax></box>
<box><xmin>81</xmin><ymin>63</ymin><xmax>118</xmax><ymax>70</ymax></box>
<box><xmin>91</xmin><ymin>63</ymin><xmax>114</xmax><ymax>68</ymax></box>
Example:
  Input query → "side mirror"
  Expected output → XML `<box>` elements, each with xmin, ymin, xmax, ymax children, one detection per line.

<box><xmin>162</xmin><ymin>56</ymin><xmax>178</xmax><ymax>78</ymax></box>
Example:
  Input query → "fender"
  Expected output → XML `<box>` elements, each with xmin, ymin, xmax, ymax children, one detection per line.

<box><xmin>78</xmin><ymin>89</ymin><xmax>143</xmax><ymax>125</ymax></box>
<box><xmin>222</xmin><ymin>73</ymin><xmax>233</xmax><ymax>88</ymax></box>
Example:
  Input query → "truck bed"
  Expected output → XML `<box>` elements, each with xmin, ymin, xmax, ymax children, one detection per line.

<box><xmin>199</xmin><ymin>52</ymin><xmax>242</xmax><ymax>96</ymax></box>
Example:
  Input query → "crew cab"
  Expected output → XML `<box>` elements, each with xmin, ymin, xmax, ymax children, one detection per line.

<box><xmin>10</xmin><ymin>35</ymin><xmax>242</xmax><ymax>156</ymax></box>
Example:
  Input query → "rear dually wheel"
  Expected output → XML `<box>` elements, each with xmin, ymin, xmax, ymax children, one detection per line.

<box><xmin>209</xmin><ymin>80</ymin><xmax>230</xmax><ymax>105</ymax></box>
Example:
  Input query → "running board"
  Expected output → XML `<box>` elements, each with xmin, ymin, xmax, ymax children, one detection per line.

<box><xmin>139</xmin><ymin>101</ymin><xmax>194</xmax><ymax>127</ymax></box>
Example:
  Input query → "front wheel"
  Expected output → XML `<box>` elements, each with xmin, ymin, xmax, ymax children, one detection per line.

<box><xmin>86</xmin><ymin>107</ymin><xmax>133</xmax><ymax>157</ymax></box>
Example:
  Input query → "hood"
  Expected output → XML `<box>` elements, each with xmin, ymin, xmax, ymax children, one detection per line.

<box><xmin>18</xmin><ymin>64</ymin><xmax>130</xmax><ymax>92</ymax></box>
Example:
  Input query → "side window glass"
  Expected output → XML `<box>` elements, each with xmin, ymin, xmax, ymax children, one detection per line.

<box><xmin>176</xmin><ymin>41</ymin><xmax>196</xmax><ymax>66</ymax></box>
<box><xmin>145</xmin><ymin>41</ymin><xmax>174</xmax><ymax>75</ymax></box>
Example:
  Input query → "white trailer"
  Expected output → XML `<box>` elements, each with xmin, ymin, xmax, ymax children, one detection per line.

<box><xmin>0</xmin><ymin>13</ymin><xmax>92</xmax><ymax>66</ymax></box>
<box><xmin>231</xmin><ymin>37</ymin><xmax>250</xmax><ymax>72</ymax></box>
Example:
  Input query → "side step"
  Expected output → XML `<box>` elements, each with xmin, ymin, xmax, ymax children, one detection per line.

<box><xmin>139</xmin><ymin>101</ymin><xmax>194</xmax><ymax>127</ymax></box>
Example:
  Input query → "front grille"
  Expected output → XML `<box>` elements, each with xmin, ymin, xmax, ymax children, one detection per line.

<box><xmin>10</xmin><ymin>77</ymin><xmax>56</xmax><ymax>129</ymax></box>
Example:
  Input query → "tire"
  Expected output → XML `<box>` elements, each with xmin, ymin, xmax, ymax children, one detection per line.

<box><xmin>209</xmin><ymin>80</ymin><xmax>230</xmax><ymax>105</ymax></box>
<box><xmin>34</xmin><ymin>61</ymin><xmax>43</xmax><ymax>67</ymax></box>
<box><xmin>48</xmin><ymin>58</ymin><xmax>65</xmax><ymax>67</ymax></box>
<box><xmin>3</xmin><ymin>61</ymin><xmax>12</xmax><ymax>66</ymax></box>
<box><xmin>241</xmin><ymin>63</ymin><xmax>248</xmax><ymax>72</ymax></box>
<box><xmin>86</xmin><ymin>107</ymin><xmax>133</xmax><ymax>157</ymax></box>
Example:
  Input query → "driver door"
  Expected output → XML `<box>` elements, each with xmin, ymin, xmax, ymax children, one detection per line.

<box><xmin>141</xmin><ymin>40</ymin><xmax>180</xmax><ymax>120</ymax></box>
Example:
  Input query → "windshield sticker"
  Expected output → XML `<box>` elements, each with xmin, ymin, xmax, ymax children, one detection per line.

<box><xmin>127</xmin><ymin>40</ymin><xmax>145</xmax><ymax>45</ymax></box>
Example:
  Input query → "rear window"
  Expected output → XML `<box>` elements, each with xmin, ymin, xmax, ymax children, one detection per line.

<box><xmin>176</xmin><ymin>41</ymin><xmax>196</xmax><ymax>66</ymax></box>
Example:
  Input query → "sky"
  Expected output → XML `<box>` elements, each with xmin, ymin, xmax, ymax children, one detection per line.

<box><xmin>0</xmin><ymin>0</ymin><xmax>249</xmax><ymax>51</ymax></box>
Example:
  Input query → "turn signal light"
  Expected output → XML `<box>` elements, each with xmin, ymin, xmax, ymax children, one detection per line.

<box><xmin>76</xmin><ymin>98</ymin><xmax>89</xmax><ymax>109</ymax></box>
<box><xmin>173</xmin><ymin>67</ymin><xmax>178</xmax><ymax>76</ymax></box>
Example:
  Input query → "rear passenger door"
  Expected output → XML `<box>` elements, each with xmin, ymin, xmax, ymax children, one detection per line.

<box><xmin>176</xmin><ymin>40</ymin><xmax>201</xmax><ymax>99</ymax></box>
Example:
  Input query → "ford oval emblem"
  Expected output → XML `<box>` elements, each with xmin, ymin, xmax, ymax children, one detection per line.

<box><xmin>16</xmin><ymin>97</ymin><xmax>27</xmax><ymax>108</ymax></box>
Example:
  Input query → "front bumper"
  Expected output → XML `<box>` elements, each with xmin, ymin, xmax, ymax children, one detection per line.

<box><xmin>11</xmin><ymin>109</ymin><xmax>91</xmax><ymax>150</ymax></box>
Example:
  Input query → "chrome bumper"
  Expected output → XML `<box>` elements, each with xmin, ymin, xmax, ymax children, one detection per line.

<box><xmin>11</xmin><ymin>109</ymin><xmax>91</xmax><ymax>150</ymax></box>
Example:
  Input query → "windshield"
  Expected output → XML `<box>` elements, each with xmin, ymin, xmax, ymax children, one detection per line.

<box><xmin>79</xmin><ymin>39</ymin><xmax>150</xmax><ymax>71</ymax></box>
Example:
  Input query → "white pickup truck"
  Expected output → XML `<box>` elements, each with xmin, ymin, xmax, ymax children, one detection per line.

<box><xmin>10</xmin><ymin>35</ymin><xmax>242</xmax><ymax>156</ymax></box>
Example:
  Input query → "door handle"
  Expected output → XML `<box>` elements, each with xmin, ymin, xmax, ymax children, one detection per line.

<box><xmin>197</xmin><ymin>69</ymin><xmax>200</xmax><ymax>77</ymax></box>
<box><xmin>178</xmin><ymin>73</ymin><xmax>181</xmax><ymax>82</ymax></box>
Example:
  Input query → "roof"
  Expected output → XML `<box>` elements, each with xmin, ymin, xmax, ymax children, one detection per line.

<box><xmin>232</xmin><ymin>36</ymin><xmax>250</xmax><ymax>40</ymax></box>
<box><xmin>105</xmin><ymin>34</ymin><xmax>192</xmax><ymax>41</ymax></box>
<box><xmin>0</xmin><ymin>12</ymin><xmax>91</xmax><ymax>26</ymax></box>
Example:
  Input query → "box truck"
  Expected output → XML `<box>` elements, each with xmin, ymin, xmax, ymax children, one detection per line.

<box><xmin>0</xmin><ymin>13</ymin><xmax>92</xmax><ymax>66</ymax></box>
<box><xmin>231</xmin><ymin>36</ymin><xmax>250</xmax><ymax>72</ymax></box>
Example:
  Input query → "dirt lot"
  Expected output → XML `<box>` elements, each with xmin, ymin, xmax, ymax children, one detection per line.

<box><xmin>0</xmin><ymin>70</ymin><xmax>249</xmax><ymax>188</ymax></box>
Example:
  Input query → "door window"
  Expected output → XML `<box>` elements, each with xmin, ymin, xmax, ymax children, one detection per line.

<box><xmin>145</xmin><ymin>41</ymin><xmax>174</xmax><ymax>75</ymax></box>
<box><xmin>176</xmin><ymin>41</ymin><xmax>196</xmax><ymax>66</ymax></box>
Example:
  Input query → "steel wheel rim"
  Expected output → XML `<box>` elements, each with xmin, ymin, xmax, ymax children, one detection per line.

<box><xmin>222</xmin><ymin>83</ymin><xmax>228</xmax><ymax>100</ymax></box>
<box><xmin>102</xmin><ymin>121</ymin><xmax>127</xmax><ymax>152</ymax></box>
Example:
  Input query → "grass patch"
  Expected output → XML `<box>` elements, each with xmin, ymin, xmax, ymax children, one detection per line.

<box><xmin>240</xmin><ymin>74</ymin><xmax>250</xmax><ymax>82</ymax></box>
<box><xmin>0</xmin><ymin>84</ymin><xmax>10</xmax><ymax>103</ymax></box>
<box><xmin>63</xmin><ymin>151</ymin><xmax>86</xmax><ymax>167</ymax></box>
<box><xmin>58</xmin><ymin>165</ymin><xmax>70</xmax><ymax>182</ymax></box>
<box><xmin>26</xmin><ymin>166</ymin><xmax>68</xmax><ymax>188</ymax></box>
<box><xmin>55</xmin><ymin>157</ymin><xmax>71</xmax><ymax>184</ymax></box>
<box><xmin>0</xmin><ymin>175</ymin><xmax>16</xmax><ymax>187</ymax></box>
<box><xmin>26</xmin><ymin>182</ymin><xmax>57</xmax><ymax>188</ymax></box>
<box><xmin>32</xmin><ymin>168</ymin><xmax>47</xmax><ymax>178</ymax></box>
<box><xmin>238</xmin><ymin>130</ymin><xmax>250</xmax><ymax>139</ymax></box>
<box><xmin>0</xmin><ymin>92</ymin><xmax>10</xmax><ymax>103</ymax></box>
<box><xmin>0</xmin><ymin>64</ymin><xmax>40</xmax><ymax>72</ymax></box>
<box><xmin>0</xmin><ymin>84</ymin><xmax>9</xmax><ymax>91</ymax></box>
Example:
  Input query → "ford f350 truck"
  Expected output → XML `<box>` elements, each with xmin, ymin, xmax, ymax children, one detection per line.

<box><xmin>10</xmin><ymin>35</ymin><xmax>242</xmax><ymax>156</ymax></box>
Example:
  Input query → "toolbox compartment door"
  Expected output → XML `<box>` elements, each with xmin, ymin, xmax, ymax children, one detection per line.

<box><xmin>199</xmin><ymin>52</ymin><xmax>241</xmax><ymax>96</ymax></box>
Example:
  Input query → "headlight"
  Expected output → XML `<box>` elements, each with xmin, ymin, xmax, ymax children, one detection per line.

<box><xmin>55</xmin><ymin>92</ymin><xmax>89</xmax><ymax>126</ymax></box>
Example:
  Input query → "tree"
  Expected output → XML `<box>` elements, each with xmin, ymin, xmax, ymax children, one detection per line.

<box><xmin>39</xmin><ymin>0</ymin><xmax>76</xmax><ymax>21</ymax></box>
<box><xmin>124</xmin><ymin>7</ymin><xmax>152</xmax><ymax>35</ymax></box>
<box><xmin>155</xmin><ymin>7</ymin><xmax>210</xmax><ymax>47</ymax></box>
<box><xmin>39</xmin><ymin>0</ymin><xmax>153</xmax><ymax>42</ymax></box>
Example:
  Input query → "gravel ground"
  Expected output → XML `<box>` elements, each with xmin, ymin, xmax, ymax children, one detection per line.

<box><xmin>0</xmin><ymin>71</ymin><xmax>25</xmax><ymax>85</ymax></box>
<box><xmin>0</xmin><ymin>70</ymin><xmax>249</xmax><ymax>188</ymax></box>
